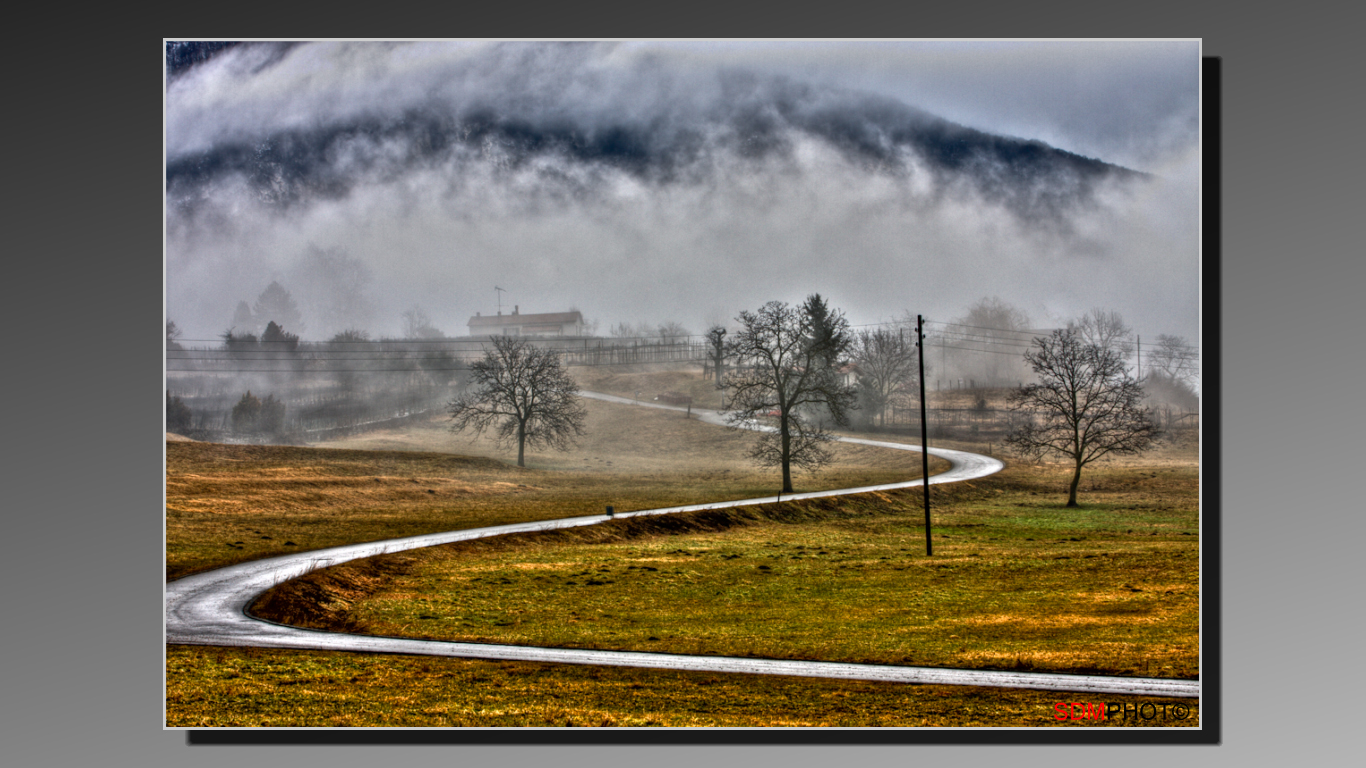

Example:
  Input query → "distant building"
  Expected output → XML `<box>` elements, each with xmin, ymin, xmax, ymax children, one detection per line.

<box><xmin>467</xmin><ymin>306</ymin><xmax>586</xmax><ymax>337</ymax></box>
<box><xmin>837</xmin><ymin>363</ymin><xmax>860</xmax><ymax>388</ymax></box>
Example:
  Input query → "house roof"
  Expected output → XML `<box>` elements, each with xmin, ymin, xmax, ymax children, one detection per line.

<box><xmin>467</xmin><ymin>311</ymin><xmax>584</xmax><ymax>329</ymax></box>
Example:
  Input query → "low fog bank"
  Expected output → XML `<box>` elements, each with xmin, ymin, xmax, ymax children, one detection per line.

<box><xmin>166</xmin><ymin>42</ymin><xmax>1200</xmax><ymax>348</ymax></box>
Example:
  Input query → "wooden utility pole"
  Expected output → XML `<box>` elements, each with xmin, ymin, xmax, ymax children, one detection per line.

<box><xmin>918</xmin><ymin>314</ymin><xmax>932</xmax><ymax>556</ymax></box>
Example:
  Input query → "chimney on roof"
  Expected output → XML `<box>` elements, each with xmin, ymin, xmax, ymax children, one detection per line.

<box><xmin>514</xmin><ymin>305</ymin><xmax>519</xmax><ymax>315</ymax></box>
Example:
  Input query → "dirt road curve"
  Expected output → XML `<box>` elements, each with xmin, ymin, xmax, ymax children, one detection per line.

<box><xmin>166</xmin><ymin>393</ymin><xmax>1199</xmax><ymax>699</ymax></box>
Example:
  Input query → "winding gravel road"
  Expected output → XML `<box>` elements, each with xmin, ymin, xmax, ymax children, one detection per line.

<box><xmin>166</xmin><ymin>393</ymin><xmax>1199</xmax><ymax>699</ymax></box>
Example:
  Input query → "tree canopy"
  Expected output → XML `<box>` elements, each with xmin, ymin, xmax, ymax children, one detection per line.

<box><xmin>447</xmin><ymin>336</ymin><xmax>587</xmax><ymax>467</ymax></box>
<box><xmin>851</xmin><ymin>327</ymin><xmax>918</xmax><ymax>427</ymax></box>
<box><xmin>1005</xmin><ymin>328</ymin><xmax>1159</xmax><ymax>507</ymax></box>
<box><xmin>724</xmin><ymin>296</ymin><xmax>856</xmax><ymax>493</ymax></box>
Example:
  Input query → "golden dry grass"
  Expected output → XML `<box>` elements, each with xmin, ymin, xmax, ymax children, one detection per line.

<box><xmin>168</xmin><ymin>364</ymin><xmax>1200</xmax><ymax>728</ymax></box>
<box><xmin>254</xmin><ymin>459</ymin><xmax>1199</xmax><ymax>681</ymax></box>
<box><xmin>166</xmin><ymin>645</ymin><xmax>1198</xmax><ymax>727</ymax></box>
<box><xmin>169</xmin><ymin>395</ymin><xmax>944</xmax><ymax>580</ymax></box>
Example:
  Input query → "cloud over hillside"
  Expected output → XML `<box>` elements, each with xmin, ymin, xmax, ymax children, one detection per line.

<box><xmin>165</xmin><ymin>41</ymin><xmax>1199</xmax><ymax>344</ymax></box>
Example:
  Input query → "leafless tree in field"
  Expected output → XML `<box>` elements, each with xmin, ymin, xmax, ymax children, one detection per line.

<box><xmin>447</xmin><ymin>336</ymin><xmax>586</xmax><ymax>467</ymax></box>
<box><xmin>851</xmin><ymin>327</ymin><xmax>919</xmax><ymax>427</ymax></box>
<box><xmin>1006</xmin><ymin>328</ymin><xmax>1159</xmax><ymax>507</ymax></box>
<box><xmin>1146</xmin><ymin>334</ymin><xmax>1199</xmax><ymax>387</ymax></box>
<box><xmin>724</xmin><ymin>296</ymin><xmax>857</xmax><ymax>493</ymax></box>
<box><xmin>949</xmin><ymin>296</ymin><xmax>1033</xmax><ymax>385</ymax></box>
<box><xmin>1069</xmin><ymin>307</ymin><xmax>1135</xmax><ymax>362</ymax></box>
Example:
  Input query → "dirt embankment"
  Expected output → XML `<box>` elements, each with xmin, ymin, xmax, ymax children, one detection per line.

<box><xmin>248</xmin><ymin>489</ymin><xmax>945</xmax><ymax>634</ymax></box>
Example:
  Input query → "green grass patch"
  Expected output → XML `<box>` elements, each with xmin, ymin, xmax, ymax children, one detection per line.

<box><xmin>254</xmin><ymin>463</ymin><xmax>1198</xmax><ymax>681</ymax></box>
<box><xmin>166</xmin><ymin>645</ymin><xmax>1198</xmax><ymax>728</ymax></box>
<box><xmin>168</xmin><ymin>374</ymin><xmax>1199</xmax><ymax>728</ymax></box>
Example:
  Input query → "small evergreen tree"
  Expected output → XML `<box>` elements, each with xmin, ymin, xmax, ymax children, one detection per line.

<box><xmin>231</xmin><ymin>391</ymin><xmax>262</xmax><ymax>433</ymax></box>
<box><xmin>253</xmin><ymin>281</ymin><xmax>305</xmax><ymax>336</ymax></box>
<box><xmin>259</xmin><ymin>394</ymin><xmax>286</xmax><ymax>435</ymax></box>
<box><xmin>261</xmin><ymin>321</ymin><xmax>300</xmax><ymax>351</ymax></box>
<box><xmin>166</xmin><ymin>320</ymin><xmax>184</xmax><ymax>352</ymax></box>
<box><xmin>167</xmin><ymin>391</ymin><xmax>193</xmax><ymax>434</ymax></box>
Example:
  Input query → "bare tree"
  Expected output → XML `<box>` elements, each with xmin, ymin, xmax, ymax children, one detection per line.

<box><xmin>609</xmin><ymin>321</ymin><xmax>651</xmax><ymax>338</ymax></box>
<box><xmin>725</xmin><ymin>297</ymin><xmax>857</xmax><ymax>493</ymax></box>
<box><xmin>851</xmin><ymin>327</ymin><xmax>919</xmax><ymax>427</ymax></box>
<box><xmin>1069</xmin><ymin>308</ymin><xmax>1134</xmax><ymax>362</ymax></box>
<box><xmin>706</xmin><ymin>325</ymin><xmax>728</xmax><ymax>387</ymax></box>
<box><xmin>1146</xmin><ymin>334</ymin><xmax>1199</xmax><ymax>387</ymax></box>
<box><xmin>949</xmin><ymin>297</ymin><xmax>1032</xmax><ymax>386</ymax></box>
<box><xmin>657</xmin><ymin>321</ymin><xmax>690</xmax><ymax>345</ymax></box>
<box><xmin>401</xmin><ymin>305</ymin><xmax>445</xmax><ymax>340</ymax></box>
<box><xmin>447</xmin><ymin>336</ymin><xmax>587</xmax><ymax>467</ymax></box>
<box><xmin>293</xmin><ymin>246</ymin><xmax>374</xmax><ymax>339</ymax></box>
<box><xmin>1005</xmin><ymin>328</ymin><xmax>1159</xmax><ymax>507</ymax></box>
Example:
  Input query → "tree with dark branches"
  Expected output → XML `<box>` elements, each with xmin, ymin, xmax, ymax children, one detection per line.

<box><xmin>724</xmin><ymin>297</ymin><xmax>857</xmax><ymax>493</ymax></box>
<box><xmin>851</xmin><ymin>327</ymin><xmax>919</xmax><ymax>427</ymax></box>
<box><xmin>1005</xmin><ymin>328</ymin><xmax>1160</xmax><ymax>507</ymax></box>
<box><xmin>447</xmin><ymin>336</ymin><xmax>587</xmax><ymax>467</ymax></box>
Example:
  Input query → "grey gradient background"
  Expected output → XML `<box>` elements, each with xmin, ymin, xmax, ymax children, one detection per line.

<box><xmin>6</xmin><ymin>6</ymin><xmax>1361</xmax><ymax>767</ymax></box>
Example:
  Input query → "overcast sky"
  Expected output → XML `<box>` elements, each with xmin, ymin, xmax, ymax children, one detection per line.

<box><xmin>165</xmin><ymin>40</ymin><xmax>1202</xmax><ymax>345</ymax></box>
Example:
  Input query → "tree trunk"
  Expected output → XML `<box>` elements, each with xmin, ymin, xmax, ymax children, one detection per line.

<box><xmin>517</xmin><ymin>421</ymin><xmax>526</xmax><ymax>467</ymax></box>
<box><xmin>780</xmin><ymin>416</ymin><xmax>793</xmax><ymax>494</ymax></box>
<box><xmin>1067</xmin><ymin>461</ymin><xmax>1083</xmax><ymax>507</ymax></box>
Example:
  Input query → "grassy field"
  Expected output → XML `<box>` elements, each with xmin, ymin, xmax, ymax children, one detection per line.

<box><xmin>260</xmin><ymin>466</ymin><xmax>1198</xmax><ymax>678</ymax></box>
<box><xmin>167</xmin><ymin>366</ymin><xmax>1201</xmax><ymax>728</ymax></box>
<box><xmin>166</xmin><ymin>645</ymin><xmax>1198</xmax><ymax>728</ymax></box>
<box><xmin>168</xmin><ymin>396</ymin><xmax>939</xmax><ymax>580</ymax></box>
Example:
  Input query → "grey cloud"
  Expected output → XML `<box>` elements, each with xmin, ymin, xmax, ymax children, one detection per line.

<box><xmin>165</xmin><ymin>41</ymin><xmax>1199</xmax><ymax>350</ymax></box>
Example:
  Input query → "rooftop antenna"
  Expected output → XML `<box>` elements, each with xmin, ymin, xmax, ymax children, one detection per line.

<box><xmin>494</xmin><ymin>286</ymin><xmax>506</xmax><ymax>315</ymax></box>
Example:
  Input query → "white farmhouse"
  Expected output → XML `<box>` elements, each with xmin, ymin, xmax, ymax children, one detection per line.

<box><xmin>467</xmin><ymin>306</ymin><xmax>586</xmax><ymax>337</ymax></box>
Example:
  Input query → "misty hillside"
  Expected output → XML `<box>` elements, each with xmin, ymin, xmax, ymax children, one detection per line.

<box><xmin>165</xmin><ymin>42</ymin><xmax>1197</xmax><ymax>346</ymax></box>
<box><xmin>166</xmin><ymin>41</ymin><xmax>1144</xmax><ymax>226</ymax></box>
